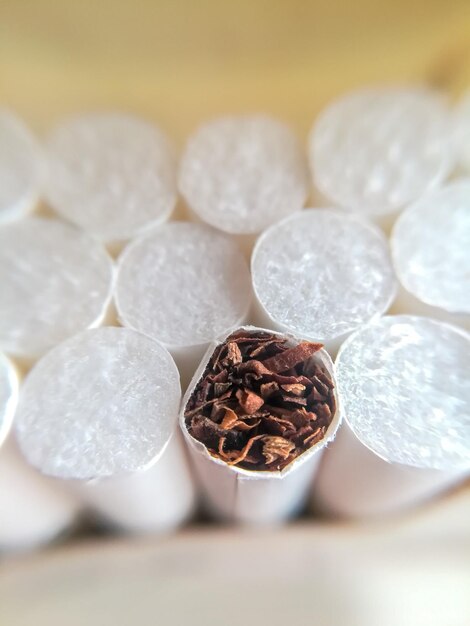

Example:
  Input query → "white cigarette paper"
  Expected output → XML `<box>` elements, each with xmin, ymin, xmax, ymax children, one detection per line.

<box><xmin>44</xmin><ymin>113</ymin><xmax>177</xmax><ymax>244</ymax></box>
<box><xmin>179</xmin><ymin>115</ymin><xmax>309</xmax><ymax>236</ymax></box>
<box><xmin>312</xmin><ymin>316</ymin><xmax>470</xmax><ymax>518</ymax></box>
<box><xmin>453</xmin><ymin>90</ymin><xmax>470</xmax><ymax>173</ymax></box>
<box><xmin>15</xmin><ymin>327</ymin><xmax>195</xmax><ymax>533</ymax></box>
<box><xmin>180</xmin><ymin>326</ymin><xmax>341</xmax><ymax>525</ymax></box>
<box><xmin>251</xmin><ymin>209</ymin><xmax>396</xmax><ymax>355</ymax></box>
<box><xmin>115</xmin><ymin>221</ymin><xmax>252</xmax><ymax>385</ymax></box>
<box><xmin>309</xmin><ymin>86</ymin><xmax>452</xmax><ymax>224</ymax></box>
<box><xmin>0</xmin><ymin>216</ymin><xmax>114</xmax><ymax>361</ymax></box>
<box><xmin>0</xmin><ymin>109</ymin><xmax>43</xmax><ymax>223</ymax></box>
<box><xmin>390</xmin><ymin>181</ymin><xmax>470</xmax><ymax>331</ymax></box>
<box><xmin>0</xmin><ymin>352</ymin><xmax>78</xmax><ymax>552</ymax></box>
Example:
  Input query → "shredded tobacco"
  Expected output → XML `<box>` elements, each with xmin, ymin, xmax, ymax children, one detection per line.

<box><xmin>184</xmin><ymin>329</ymin><xmax>336</xmax><ymax>471</ymax></box>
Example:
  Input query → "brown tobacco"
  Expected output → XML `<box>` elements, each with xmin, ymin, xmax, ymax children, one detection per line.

<box><xmin>184</xmin><ymin>329</ymin><xmax>336</xmax><ymax>471</ymax></box>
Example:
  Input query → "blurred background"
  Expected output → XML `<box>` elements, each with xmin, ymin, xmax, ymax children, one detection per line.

<box><xmin>1</xmin><ymin>1</ymin><xmax>469</xmax><ymax>625</ymax></box>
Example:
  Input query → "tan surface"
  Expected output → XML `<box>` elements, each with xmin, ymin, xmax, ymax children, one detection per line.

<box><xmin>1</xmin><ymin>0</ymin><xmax>469</xmax><ymax>141</ymax></box>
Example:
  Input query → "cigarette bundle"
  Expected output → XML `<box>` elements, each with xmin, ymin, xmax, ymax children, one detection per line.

<box><xmin>0</xmin><ymin>217</ymin><xmax>114</xmax><ymax>361</ymax></box>
<box><xmin>309</xmin><ymin>87</ymin><xmax>452</xmax><ymax>226</ymax></box>
<box><xmin>0</xmin><ymin>351</ymin><xmax>78</xmax><ymax>552</ymax></box>
<box><xmin>44</xmin><ymin>113</ymin><xmax>177</xmax><ymax>244</ymax></box>
<box><xmin>251</xmin><ymin>209</ymin><xmax>396</xmax><ymax>354</ymax></box>
<box><xmin>391</xmin><ymin>181</ymin><xmax>470</xmax><ymax>330</ymax></box>
<box><xmin>180</xmin><ymin>327</ymin><xmax>341</xmax><ymax>525</ymax></box>
<box><xmin>15</xmin><ymin>327</ymin><xmax>195</xmax><ymax>534</ymax></box>
<box><xmin>0</xmin><ymin>109</ymin><xmax>43</xmax><ymax>223</ymax></box>
<box><xmin>453</xmin><ymin>90</ymin><xmax>470</xmax><ymax>173</ymax></box>
<box><xmin>179</xmin><ymin>115</ymin><xmax>309</xmax><ymax>240</ymax></box>
<box><xmin>115</xmin><ymin>222</ymin><xmax>252</xmax><ymax>385</ymax></box>
<box><xmin>313</xmin><ymin>316</ymin><xmax>470</xmax><ymax>518</ymax></box>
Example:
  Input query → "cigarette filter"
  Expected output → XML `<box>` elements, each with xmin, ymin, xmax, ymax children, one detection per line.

<box><xmin>115</xmin><ymin>221</ymin><xmax>252</xmax><ymax>385</ymax></box>
<box><xmin>391</xmin><ymin>181</ymin><xmax>470</xmax><ymax>331</ymax></box>
<box><xmin>309</xmin><ymin>87</ymin><xmax>452</xmax><ymax>222</ymax></box>
<box><xmin>15</xmin><ymin>327</ymin><xmax>195</xmax><ymax>533</ymax></box>
<box><xmin>179</xmin><ymin>115</ymin><xmax>309</xmax><ymax>236</ymax></box>
<box><xmin>251</xmin><ymin>209</ymin><xmax>396</xmax><ymax>355</ymax></box>
<box><xmin>180</xmin><ymin>326</ymin><xmax>341</xmax><ymax>525</ymax></box>
<box><xmin>453</xmin><ymin>90</ymin><xmax>470</xmax><ymax>173</ymax></box>
<box><xmin>0</xmin><ymin>217</ymin><xmax>114</xmax><ymax>361</ymax></box>
<box><xmin>44</xmin><ymin>113</ymin><xmax>177</xmax><ymax>244</ymax></box>
<box><xmin>313</xmin><ymin>315</ymin><xmax>470</xmax><ymax>518</ymax></box>
<box><xmin>0</xmin><ymin>109</ymin><xmax>43</xmax><ymax>223</ymax></box>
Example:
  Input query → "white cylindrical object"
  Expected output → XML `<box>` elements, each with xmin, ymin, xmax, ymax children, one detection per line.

<box><xmin>391</xmin><ymin>181</ymin><xmax>470</xmax><ymax>330</ymax></box>
<box><xmin>0</xmin><ymin>352</ymin><xmax>18</xmax><ymax>448</ymax></box>
<box><xmin>309</xmin><ymin>86</ymin><xmax>452</xmax><ymax>223</ymax></box>
<box><xmin>15</xmin><ymin>327</ymin><xmax>195</xmax><ymax>533</ymax></box>
<box><xmin>0</xmin><ymin>109</ymin><xmax>43</xmax><ymax>223</ymax></box>
<box><xmin>453</xmin><ymin>90</ymin><xmax>470</xmax><ymax>173</ymax></box>
<box><xmin>180</xmin><ymin>326</ymin><xmax>341</xmax><ymax>525</ymax></box>
<box><xmin>0</xmin><ymin>217</ymin><xmax>114</xmax><ymax>360</ymax></box>
<box><xmin>179</xmin><ymin>115</ymin><xmax>309</xmax><ymax>236</ymax></box>
<box><xmin>115</xmin><ymin>222</ymin><xmax>252</xmax><ymax>385</ymax></box>
<box><xmin>251</xmin><ymin>209</ymin><xmax>396</xmax><ymax>355</ymax></box>
<box><xmin>313</xmin><ymin>316</ymin><xmax>470</xmax><ymax>518</ymax></box>
<box><xmin>44</xmin><ymin>113</ymin><xmax>177</xmax><ymax>244</ymax></box>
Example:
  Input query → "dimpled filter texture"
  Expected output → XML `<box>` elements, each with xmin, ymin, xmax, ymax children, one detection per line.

<box><xmin>336</xmin><ymin>316</ymin><xmax>470</xmax><ymax>471</ymax></box>
<box><xmin>392</xmin><ymin>181</ymin><xmax>470</xmax><ymax>314</ymax></box>
<box><xmin>0</xmin><ymin>217</ymin><xmax>114</xmax><ymax>358</ymax></box>
<box><xmin>0</xmin><ymin>352</ymin><xmax>18</xmax><ymax>447</ymax></box>
<box><xmin>251</xmin><ymin>209</ymin><xmax>396</xmax><ymax>341</ymax></box>
<box><xmin>45</xmin><ymin>113</ymin><xmax>177</xmax><ymax>242</ymax></box>
<box><xmin>179</xmin><ymin>115</ymin><xmax>309</xmax><ymax>234</ymax></box>
<box><xmin>116</xmin><ymin>222</ymin><xmax>252</xmax><ymax>347</ymax></box>
<box><xmin>309</xmin><ymin>87</ymin><xmax>451</xmax><ymax>216</ymax></box>
<box><xmin>15</xmin><ymin>328</ymin><xmax>181</xmax><ymax>480</ymax></box>
<box><xmin>0</xmin><ymin>109</ymin><xmax>42</xmax><ymax>222</ymax></box>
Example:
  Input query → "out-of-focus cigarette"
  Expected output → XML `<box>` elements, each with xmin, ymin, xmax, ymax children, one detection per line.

<box><xmin>115</xmin><ymin>221</ymin><xmax>252</xmax><ymax>387</ymax></box>
<box><xmin>312</xmin><ymin>316</ymin><xmax>470</xmax><ymax>518</ymax></box>
<box><xmin>178</xmin><ymin>115</ymin><xmax>309</xmax><ymax>252</ymax></box>
<box><xmin>308</xmin><ymin>86</ymin><xmax>452</xmax><ymax>230</ymax></box>
<box><xmin>251</xmin><ymin>209</ymin><xmax>396</xmax><ymax>355</ymax></box>
<box><xmin>180</xmin><ymin>326</ymin><xmax>341</xmax><ymax>525</ymax></box>
<box><xmin>0</xmin><ymin>351</ymin><xmax>79</xmax><ymax>553</ymax></box>
<box><xmin>14</xmin><ymin>327</ymin><xmax>196</xmax><ymax>534</ymax></box>
<box><xmin>390</xmin><ymin>181</ymin><xmax>470</xmax><ymax>331</ymax></box>
<box><xmin>453</xmin><ymin>90</ymin><xmax>470</xmax><ymax>174</ymax></box>
<box><xmin>0</xmin><ymin>109</ymin><xmax>43</xmax><ymax>223</ymax></box>
<box><xmin>44</xmin><ymin>113</ymin><xmax>177</xmax><ymax>246</ymax></box>
<box><xmin>0</xmin><ymin>217</ymin><xmax>114</xmax><ymax>363</ymax></box>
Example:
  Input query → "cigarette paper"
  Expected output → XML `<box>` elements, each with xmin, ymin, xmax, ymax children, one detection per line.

<box><xmin>312</xmin><ymin>316</ymin><xmax>470</xmax><ymax>518</ymax></box>
<box><xmin>180</xmin><ymin>326</ymin><xmax>341</xmax><ymax>525</ymax></box>
<box><xmin>15</xmin><ymin>327</ymin><xmax>195</xmax><ymax>533</ymax></box>
<box><xmin>0</xmin><ymin>217</ymin><xmax>114</xmax><ymax>361</ymax></box>
<box><xmin>0</xmin><ymin>352</ymin><xmax>78</xmax><ymax>552</ymax></box>
<box><xmin>251</xmin><ymin>209</ymin><xmax>396</xmax><ymax>355</ymax></box>
<box><xmin>179</xmin><ymin>115</ymin><xmax>309</xmax><ymax>236</ymax></box>
<box><xmin>453</xmin><ymin>90</ymin><xmax>470</xmax><ymax>173</ymax></box>
<box><xmin>115</xmin><ymin>222</ymin><xmax>252</xmax><ymax>385</ymax></box>
<box><xmin>390</xmin><ymin>181</ymin><xmax>470</xmax><ymax>331</ymax></box>
<box><xmin>309</xmin><ymin>87</ymin><xmax>452</xmax><ymax>224</ymax></box>
<box><xmin>44</xmin><ymin>113</ymin><xmax>177</xmax><ymax>244</ymax></box>
<box><xmin>0</xmin><ymin>109</ymin><xmax>43</xmax><ymax>223</ymax></box>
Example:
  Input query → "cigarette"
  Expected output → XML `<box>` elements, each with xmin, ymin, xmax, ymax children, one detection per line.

<box><xmin>251</xmin><ymin>209</ymin><xmax>396</xmax><ymax>355</ymax></box>
<box><xmin>115</xmin><ymin>221</ymin><xmax>252</xmax><ymax>387</ymax></box>
<box><xmin>44</xmin><ymin>113</ymin><xmax>177</xmax><ymax>245</ymax></box>
<box><xmin>0</xmin><ymin>351</ymin><xmax>78</xmax><ymax>553</ymax></box>
<box><xmin>0</xmin><ymin>217</ymin><xmax>114</xmax><ymax>362</ymax></box>
<box><xmin>308</xmin><ymin>86</ymin><xmax>452</xmax><ymax>229</ymax></box>
<box><xmin>453</xmin><ymin>90</ymin><xmax>470</xmax><ymax>174</ymax></box>
<box><xmin>178</xmin><ymin>116</ymin><xmax>309</xmax><ymax>243</ymax></box>
<box><xmin>390</xmin><ymin>181</ymin><xmax>470</xmax><ymax>331</ymax></box>
<box><xmin>0</xmin><ymin>109</ymin><xmax>43</xmax><ymax>223</ymax></box>
<box><xmin>14</xmin><ymin>327</ymin><xmax>195</xmax><ymax>534</ymax></box>
<box><xmin>312</xmin><ymin>315</ymin><xmax>470</xmax><ymax>518</ymax></box>
<box><xmin>180</xmin><ymin>326</ymin><xmax>341</xmax><ymax>525</ymax></box>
